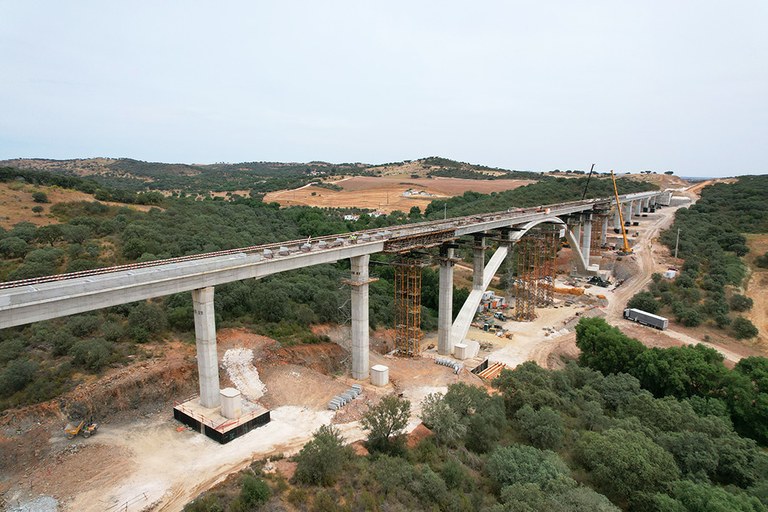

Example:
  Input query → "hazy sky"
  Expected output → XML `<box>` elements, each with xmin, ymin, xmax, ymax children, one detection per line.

<box><xmin>1</xmin><ymin>2</ymin><xmax>766</xmax><ymax>176</ymax></box>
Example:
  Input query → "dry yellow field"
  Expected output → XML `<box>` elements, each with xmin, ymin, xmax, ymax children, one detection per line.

<box><xmin>263</xmin><ymin>176</ymin><xmax>534</xmax><ymax>213</ymax></box>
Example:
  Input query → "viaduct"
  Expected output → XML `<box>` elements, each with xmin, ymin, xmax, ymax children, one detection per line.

<box><xmin>0</xmin><ymin>190</ymin><xmax>670</xmax><ymax>410</ymax></box>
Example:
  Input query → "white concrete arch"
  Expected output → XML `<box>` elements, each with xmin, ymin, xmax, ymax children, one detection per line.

<box><xmin>448</xmin><ymin>215</ymin><xmax>587</xmax><ymax>350</ymax></box>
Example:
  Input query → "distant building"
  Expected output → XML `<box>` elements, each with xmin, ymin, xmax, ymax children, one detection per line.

<box><xmin>343</xmin><ymin>214</ymin><xmax>360</xmax><ymax>221</ymax></box>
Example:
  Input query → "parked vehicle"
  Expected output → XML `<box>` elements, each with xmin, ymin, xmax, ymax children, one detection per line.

<box><xmin>623</xmin><ymin>308</ymin><xmax>668</xmax><ymax>330</ymax></box>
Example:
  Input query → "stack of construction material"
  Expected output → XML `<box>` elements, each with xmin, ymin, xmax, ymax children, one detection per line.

<box><xmin>477</xmin><ymin>361</ymin><xmax>507</xmax><ymax>380</ymax></box>
<box><xmin>328</xmin><ymin>384</ymin><xmax>363</xmax><ymax>411</ymax></box>
<box><xmin>435</xmin><ymin>358</ymin><xmax>463</xmax><ymax>374</ymax></box>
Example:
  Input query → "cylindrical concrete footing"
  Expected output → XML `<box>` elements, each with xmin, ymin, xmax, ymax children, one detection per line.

<box><xmin>371</xmin><ymin>365</ymin><xmax>389</xmax><ymax>386</ymax></box>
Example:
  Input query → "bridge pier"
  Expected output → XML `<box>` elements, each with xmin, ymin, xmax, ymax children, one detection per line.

<box><xmin>635</xmin><ymin>200</ymin><xmax>642</xmax><ymax>216</ymax></box>
<box><xmin>350</xmin><ymin>255</ymin><xmax>370</xmax><ymax>380</ymax></box>
<box><xmin>623</xmin><ymin>202</ymin><xmax>633</xmax><ymax>225</ymax></box>
<box><xmin>192</xmin><ymin>287</ymin><xmax>221</xmax><ymax>408</ymax></box>
<box><xmin>572</xmin><ymin>221</ymin><xmax>582</xmax><ymax>249</ymax></box>
<box><xmin>614</xmin><ymin>208</ymin><xmax>622</xmax><ymax>231</ymax></box>
<box><xmin>580</xmin><ymin>214</ymin><xmax>592</xmax><ymax>263</ymax></box>
<box><xmin>472</xmin><ymin>234</ymin><xmax>486</xmax><ymax>290</ymax></box>
<box><xmin>601</xmin><ymin>216</ymin><xmax>609</xmax><ymax>245</ymax></box>
<box><xmin>437</xmin><ymin>245</ymin><xmax>455</xmax><ymax>355</ymax></box>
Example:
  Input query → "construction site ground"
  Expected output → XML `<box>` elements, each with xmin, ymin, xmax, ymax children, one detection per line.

<box><xmin>3</xmin><ymin>182</ymin><xmax>766</xmax><ymax>511</ymax></box>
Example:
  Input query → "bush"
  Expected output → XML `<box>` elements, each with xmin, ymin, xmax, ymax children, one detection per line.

<box><xmin>294</xmin><ymin>424</ymin><xmax>351</xmax><ymax>486</ymax></box>
<box><xmin>32</xmin><ymin>191</ymin><xmax>49</xmax><ymax>203</ymax></box>
<box><xmin>756</xmin><ymin>252</ymin><xmax>768</xmax><ymax>269</ymax></box>
<box><xmin>239</xmin><ymin>474</ymin><xmax>270</xmax><ymax>508</ymax></box>
<box><xmin>730</xmin><ymin>294</ymin><xmax>754</xmax><ymax>312</ymax></box>
<box><xmin>69</xmin><ymin>338</ymin><xmax>112</xmax><ymax>371</ymax></box>
<box><xmin>732</xmin><ymin>317</ymin><xmax>759</xmax><ymax>340</ymax></box>
<box><xmin>0</xmin><ymin>358</ymin><xmax>38</xmax><ymax>394</ymax></box>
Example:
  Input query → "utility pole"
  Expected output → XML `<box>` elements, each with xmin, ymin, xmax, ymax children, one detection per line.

<box><xmin>674</xmin><ymin>228</ymin><xmax>680</xmax><ymax>259</ymax></box>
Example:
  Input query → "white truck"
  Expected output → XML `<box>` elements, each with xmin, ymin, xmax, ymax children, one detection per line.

<box><xmin>623</xmin><ymin>308</ymin><xmax>668</xmax><ymax>330</ymax></box>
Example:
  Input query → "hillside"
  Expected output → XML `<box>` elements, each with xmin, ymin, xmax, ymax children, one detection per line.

<box><xmin>0</xmin><ymin>157</ymin><xmax>541</xmax><ymax>194</ymax></box>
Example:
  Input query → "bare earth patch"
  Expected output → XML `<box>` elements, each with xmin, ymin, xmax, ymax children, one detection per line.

<box><xmin>0</xmin><ymin>182</ymin><xmax>157</xmax><ymax>229</ymax></box>
<box><xmin>263</xmin><ymin>176</ymin><xmax>533</xmax><ymax>213</ymax></box>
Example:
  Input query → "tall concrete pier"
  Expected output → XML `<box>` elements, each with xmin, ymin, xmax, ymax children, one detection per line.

<box><xmin>350</xmin><ymin>255</ymin><xmax>371</xmax><ymax>380</ymax></box>
<box><xmin>438</xmin><ymin>245</ymin><xmax>455</xmax><ymax>355</ymax></box>
<box><xmin>601</xmin><ymin>216</ymin><xmax>609</xmax><ymax>245</ymax></box>
<box><xmin>472</xmin><ymin>235</ymin><xmax>485</xmax><ymax>290</ymax></box>
<box><xmin>580</xmin><ymin>214</ymin><xmax>592</xmax><ymax>262</ymax></box>
<box><xmin>192</xmin><ymin>287</ymin><xmax>220</xmax><ymax>408</ymax></box>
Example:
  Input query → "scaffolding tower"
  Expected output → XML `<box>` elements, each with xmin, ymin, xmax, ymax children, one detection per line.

<box><xmin>511</xmin><ymin>228</ymin><xmax>559</xmax><ymax>320</ymax></box>
<box><xmin>393</xmin><ymin>257</ymin><xmax>424</xmax><ymax>356</ymax></box>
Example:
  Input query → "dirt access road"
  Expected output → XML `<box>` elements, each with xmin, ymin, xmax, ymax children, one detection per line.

<box><xmin>3</xmin><ymin>329</ymin><xmax>478</xmax><ymax>512</ymax></box>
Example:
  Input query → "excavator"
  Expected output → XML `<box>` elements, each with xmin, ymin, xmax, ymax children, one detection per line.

<box><xmin>610</xmin><ymin>170</ymin><xmax>633</xmax><ymax>256</ymax></box>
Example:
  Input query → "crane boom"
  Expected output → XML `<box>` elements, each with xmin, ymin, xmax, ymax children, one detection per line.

<box><xmin>611</xmin><ymin>170</ymin><xmax>633</xmax><ymax>255</ymax></box>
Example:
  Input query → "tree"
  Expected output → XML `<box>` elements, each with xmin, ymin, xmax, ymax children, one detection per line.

<box><xmin>575</xmin><ymin>318</ymin><xmax>646</xmax><ymax>375</ymax></box>
<box><xmin>294</xmin><ymin>424</ymin><xmax>351</xmax><ymax>486</ymax></box>
<box><xmin>32</xmin><ymin>191</ymin><xmax>49</xmax><ymax>203</ymax></box>
<box><xmin>732</xmin><ymin>317</ymin><xmax>758</xmax><ymax>340</ymax></box>
<box><xmin>575</xmin><ymin>429</ymin><xmax>680</xmax><ymax>501</ymax></box>
<box><xmin>515</xmin><ymin>405</ymin><xmax>565</xmax><ymax>450</ymax></box>
<box><xmin>486</xmin><ymin>444</ymin><xmax>571</xmax><ymax>492</ymax></box>
<box><xmin>730</xmin><ymin>294</ymin><xmax>754</xmax><ymax>312</ymax></box>
<box><xmin>31</xmin><ymin>205</ymin><xmax>44</xmax><ymax>215</ymax></box>
<box><xmin>627</xmin><ymin>291</ymin><xmax>661</xmax><ymax>314</ymax></box>
<box><xmin>0</xmin><ymin>236</ymin><xmax>29</xmax><ymax>258</ymax></box>
<box><xmin>670</xmin><ymin>480</ymin><xmax>766</xmax><ymax>512</ymax></box>
<box><xmin>420</xmin><ymin>392</ymin><xmax>466</xmax><ymax>446</ymax></box>
<box><xmin>35</xmin><ymin>224</ymin><xmax>64</xmax><ymax>246</ymax></box>
<box><xmin>361</xmin><ymin>395</ymin><xmax>411</xmax><ymax>454</ymax></box>
<box><xmin>664</xmin><ymin>171</ymin><xmax>674</xmax><ymax>175</ymax></box>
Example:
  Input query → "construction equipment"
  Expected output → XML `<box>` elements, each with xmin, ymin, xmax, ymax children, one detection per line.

<box><xmin>610</xmin><ymin>170</ymin><xmax>633</xmax><ymax>255</ymax></box>
<box><xmin>581</xmin><ymin>163</ymin><xmax>596</xmax><ymax>200</ymax></box>
<box><xmin>64</xmin><ymin>419</ymin><xmax>99</xmax><ymax>439</ymax></box>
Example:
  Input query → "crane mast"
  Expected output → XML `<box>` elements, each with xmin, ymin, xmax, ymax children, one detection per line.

<box><xmin>611</xmin><ymin>170</ymin><xmax>633</xmax><ymax>255</ymax></box>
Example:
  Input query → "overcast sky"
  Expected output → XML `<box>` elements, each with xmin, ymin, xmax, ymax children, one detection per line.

<box><xmin>1</xmin><ymin>2</ymin><xmax>766</xmax><ymax>176</ymax></box>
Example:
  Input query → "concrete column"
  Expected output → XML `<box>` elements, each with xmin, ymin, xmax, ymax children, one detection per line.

<box><xmin>350</xmin><ymin>255</ymin><xmax>370</xmax><ymax>380</ymax></box>
<box><xmin>601</xmin><ymin>216</ymin><xmax>608</xmax><ymax>245</ymax></box>
<box><xmin>635</xmin><ymin>200</ymin><xmax>642</xmax><ymax>215</ymax></box>
<box><xmin>614</xmin><ymin>208</ymin><xmax>622</xmax><ymax>230</ymax></box>
<box><xmin>192</xmin><ymin>287</ymin><xmax>220</xmax><ymax>408</ymax></box>
<box><xmin>623</xmin><ymin>202</ymin><xmax>633</xmax><ymax>224</ymax></box>
<box><xmin>581</xmin><ymin>214</ymin><xmax>592</xmax><ymax>263</ymax></box>
<box><xmin>438</xmin><ymin>245</ymin><xmax>455</xmax><ymax>355</ymax></box>
<box><xmin>642</xmin><ymin>198</ymin><xmax>650</xmax><ymax>211</ymax></box>
<box><xmin>572</xmin><ymin>220</ymin><xmax>582</xmax><ymax>249</ymax></box>
<box><xmin>472</xmin><ymin>234</ymin><xmax>485</xmax><ymax>290</ymax></box>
